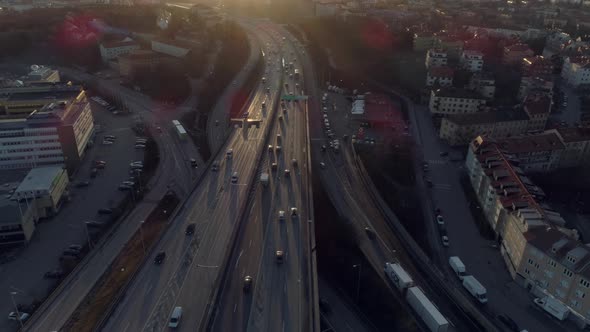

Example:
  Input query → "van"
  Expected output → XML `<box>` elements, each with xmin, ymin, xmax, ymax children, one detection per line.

<box><xmin>168</xmin><ymin>306</ymin><xmax>182</xmax><ymax>328</ymax></box>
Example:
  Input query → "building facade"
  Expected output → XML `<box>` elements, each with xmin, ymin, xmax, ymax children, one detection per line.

<box><xmin>426</xmin><ymin>66</ymin><xmax>454</xmax><ymax>87</ymax></box>
<box><xmin>429</xmin><ymin>87</ymin><xmax>486</xmax><ymax>115</ymax></box>
<box><xmin>562</xmin><ymin>56</ymin><xmax>590</xmax><ymax>87</ymax></box>
<box><xmin>522</xmin><ymin>55</ymin><xmax>554</xmax><ymax>78</ymax></box>
<box><xmin>118</xmin><ymin>50</ymin><xmax>162</xmax><ymax>77</ymax></box>
<box><xmin>99</xmin><ymin>38</ymin><xmax>140</xmax><ymax>62</ymax></box>
<box><xmin>518</xmin><ymin>76</ymin><xmax>554</xmax><ymax>102</ymax></box>
<box><xmin>425</xmin><ymin>48</ymin><xmax>448</xmax><ymax>69</ymax></box>
<box><xmin>460</xmin><ymin>50</ymin><xmax>484</xmax><ymax>72</ymax></box>
<box><xmin>413</xmin><ymin>32</ymin><xmax>435</xmax><ymax>51</ymax></box>
<box><xmin>523</xmin><ymin>93</ymin><xmax>552</xmax><ymax>132</ymax></box>
<box><xmin>13</xmin><ymin>166</ymin><xmax>69</xmax><ymax>218</ymax></box>
<box><xmin>503</xmin><ymin>43</ymin><xmax>535</xmax><ymax>65</ymax></box>
<box><xmin>469</xmin><ymin>72</ymin><xmax>496</xmax><ymax>99</ymax></box>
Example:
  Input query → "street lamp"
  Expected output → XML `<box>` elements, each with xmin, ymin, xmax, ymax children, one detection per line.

<box><xmin>10</xmin><ymin>291</ymin><xmax>23</xmax><ymax>330</ymax></box>
<box><xmin>353</xmin><ymin>264</ymin><xmax>362</xmax><ymax>303</ymax></box>
<box><xmin>138</xmin><ymin>220</ymin><xmax>146</xmax><ymax>254</ymax></box>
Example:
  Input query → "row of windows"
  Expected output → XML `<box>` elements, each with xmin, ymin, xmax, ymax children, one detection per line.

<box><xmin>2</xmin><ymin>139</ymin><xmax>59</xmax><ymax>146</ymax></box>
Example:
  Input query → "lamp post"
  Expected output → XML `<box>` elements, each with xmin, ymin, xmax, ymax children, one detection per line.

<box><xmin>139</xmin><ymin>220</ymin><xmax>146</xmax><ymax>254</ymax></box>
<box><xmin>10</xmin><ymin>291</ymin><xmax>23</xmax><ymax>330</ymax></box>
<box><xmin>353</xmin><ymin>263</ymin><xmax>362</xmax><ymax>303</ymax></box>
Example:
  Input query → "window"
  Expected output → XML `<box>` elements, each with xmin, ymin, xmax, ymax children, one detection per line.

<box><xmin>524</xmin><ymin>267</ymin><xmax>530</xmax><ymax>275</ymax></box>
<box><xmin>563</xmin><ymin>268</ymin><xmax>573</xmax><ymax>278</ymax></box>
<box><xmin>576</xmin><ymin>290</ymin><xmax>586</xmax><ymax>299</ymax></box>
<box><xmin>579</xmin><ymin>279</ymin><xmax>590</xmax><ymax>288</ymax></box>
<box><xmin>528</xmin><ymin>258</ymin><xmax>534</xmax><ymax>265</ymax></box>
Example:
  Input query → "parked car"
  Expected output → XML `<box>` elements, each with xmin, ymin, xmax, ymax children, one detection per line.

<box><xmin>85</xmin><ymin>220</ymin><xmax>106</xmax><ymax>228</ymax></box>
<box><xmin>284</xmin><ymin>169</ymin><xmax>290</xmax><ymax>177</ymax></box>
<box><xmin>76</xmin><ymin>181</ymin><xmax>90</xmax><ymax>188</ymax></box>
<box><xmin>290</xmin><ymin>207</ymin><xmax>298</xmax><ymax>216</ymax></box>
<box><xmin>97</xmin><ymin>208</ymin><xmax>113</xmax><ymax>215</ymax></box>
<box><xmin>276</xmin><ymin>250</ymin><xmax>284</xmax><ymax>264</ymax></box>
<box><xmin>44</xmin><ymin>269</ymin><xmax>64</xmax><ymax>279</ymax></box>
<box><xmin>154</xmin><ymin>251</ymin><xmax>166</xmax><ymax>265</ymax></box>
<box><xmin>436</xmin><ymin>215</ymin><xmax>444</xmax><ymax>225</ymax></box>
<box><xmin>442</xmin><ymin>236</ymin><xmax>449</xmax><ymax>247</ymax></box>
<box><xmin>279</xmin><ymin>210</ymin><xmax>285</xmax><ymax>220</ymax></box>
<box><xmin>7</xmin><ymin>312</ymin><xmax>30</xmax><ymax>322</ymax></box>
<box><xmin>243</xmin><ymin>275</ymin><xmax>253</xmax><ymax>293</ymax></box>
<box><xmin>186</xmin><ymin>223</ymin><xmax>196</xmax><ymax>235</ymax></box>
<box><xmin>497</xmin><ymin>314</ymin><xmax>519</xmax><ymax>332</ymax></box>
<box><xmin>212</xmin><ymin>161</ymin><xmax>219</xmax><ymax>172</ymax></box>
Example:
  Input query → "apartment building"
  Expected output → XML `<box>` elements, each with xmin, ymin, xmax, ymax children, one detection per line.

<box><xmin>543</xmin><ymin>31</ymin><xmax>572</xmax><ymax>58</ymax></box>
<box><xmin>0</xmin><ymin>193</ymin><xmax>35</xmax><ymax>248</ymax></box>
<box><xmin>413</xmin><ymin>32</ymin><xmax>435</xmax><ymax>51</ymax></box>
<box><xmin>425</xmin><ymin>66</ymin><xmax>454</xmax><ymax>87</ymax></box>
<box><xmin>562</xmin><ymin>56</ymin><xmax>590</xmax><ymax>88</ymax></box>
<box><xmin>518</xmin><ymin>76</ymin><xmax>554</xmax><ymax>102</ymax></box>
<box><xmin>119</xmin><ymin>50</ymin><xmax>162</xmax><ymax>77</ymax></box>
<box><xmin>434</xmin><ymin>35</ymin><xmax>464</xmax><ymax>59</ymax></box>
<box><xmin>440</xmin><ymin>108</ymin><xmax>529</xmax><ymax>146</ymax></box>
<box><xmin>523</xmin><ymin>93</ymin><xmax>552</xmax><ymax>132</ymax></box>
<box><xmin>429</xmin><ymin>87</ymin><xmax>486</xmax><ymax>115</ymax></box>
<box><xmin>99</xmin><ymin>37</ymin><xmax>140</xmax><ymax>62</ymax></box>
<box><xmin>503</xmin><ymin>43</ymin><xmax>535</xmax><ymax>65</ymax></box>
<box><xmin>522</xmin><ymin>55</ymin><xmax>554</xmax><ymax>78</ymax></box>
<box><xmin>548</xmin><ymin>127</ymin><xmax>590</xmax><ymax>168</ymax></box>
<box><xmin>469</xmin><ymin>71</ymin><xmax>496</xmax><ymax>99</ymax></box>
<box><xmin>151</xmin><ymin>39</ymin><xmax>191</xmax><ymax>58</ymax></box>
<box><xmin>460</xmin><ymin>50</ymin><xmax>484</xmax><ymax>72</ymax></box>
<box><xmin>425</xmin><ymin>48</ymin><xmax>448</xmax><ymax>69</ymax></box>
<box><xmin>0</xmin><ymin>86</ymin><xmax>94</xmax><ymax>173</ymax></box>
<box><xmin>494</xmin><ymin>133</ymin><xmax>564</xmax><ymax>172</ymax></box>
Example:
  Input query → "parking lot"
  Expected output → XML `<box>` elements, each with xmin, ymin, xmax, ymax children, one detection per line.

<box><xmin>0</xmin><ymin>102</ymin><xmax>146</xmax><ymax>331</ymax></box>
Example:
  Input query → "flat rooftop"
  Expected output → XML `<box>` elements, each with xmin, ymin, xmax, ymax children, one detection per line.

<box><xmin>15</xmin><ymin>166</ymin><xmax>65</xmax><ymax>193</ymax></box>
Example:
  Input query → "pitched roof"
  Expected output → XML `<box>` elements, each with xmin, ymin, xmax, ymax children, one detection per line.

<box><xmin>496</xmin><ymin>133</ymin><xmax>564</xmax><ymax>154</ymax></box>
<box><xmin>428</xmin><ymin>66</ymin><xmax>454</xmax><ymax>78</ymax></box>
<box><xmin>523</xmin><ymin>93</ymin><xmax>552</xmax><ymax>115</ymax></box>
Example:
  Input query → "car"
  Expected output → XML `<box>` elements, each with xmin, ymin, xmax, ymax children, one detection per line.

<box><xmin>290</xmin><ymin>207</ymin><xmax>298</xmax><ymax>216</ymax></box>
<box><xmin>320</xmin><ymin>162</ymin><xmax>326</xmax><ymax>169</ymax></box>
<box><xmin>439</xmin><ymin>151</ymin><xmax>449</xmax><ymax>157</ymax></box>
<box><xmin>231</xmin><ymin>172</ymin><xmax>238</xmax><ymax>183</ymax></box>
<box><xmin>135</xmin><ymin>140</ymin><xmax>147</xmax><ymax>145</ymax></box>
<box><xmin>154</xmin><ymin>251</ymin><xmax>166</xmax><ymax>264</ymax></box>
<box><xmin>118</xmin><ymin>184</ymin><xmax>133</xmax><ymax>191</ymax></box>
<box><xmin>85</xmin><ymin>220</ymin><xmax>106</xmax><ymax>228</ymax></box>
<box><xmin>130</xmin><ymin>161</ymin><xmax>143</xmax><ymax>166</ymax></box>
<box><xmin>69</xmin><ymin>244</ymin><xmax>83</xmax><ymax>251</ymax></box>
<box><xmin>44</xmin><ymin>269</ymin><xmax>64</xmax><ymax>279</ymax></box>
<box><xmin>441</xmin><ymin>235</ymin><xmax>449</xmax><ymax>247</ymax></box>
<box><xmin>243</xmin><ymin>275</ymin><xmax>253</xmax><ymax>292</ymax></box>
<box><xmin>75</xmin><ymin>181</ymin><xmax>90</xmax><ymax>188</ymax></box>
<box><xmin>169</xmin><ymin>306</ymin><xmax>183</xmax><ymax>328</ymax></box>
<box><xmin>276</xmin><ymin>134</ymin><xmax>282</xmax><ymax>143</ymax></box>
<box><xmin>426</xmin><ymin>180</ymin><xmax>433</xmax><ymax>188</ymax></box>
<box><xmin>268</xmin><ymin>144</ymin><xmax>273</xmax><ymax>152</ymax></box>
<box><xmin>276</xmin><ymin>250</ymin><xmax>284</xmax><ymax>264</ymax></box>
<box><xmin>284</xmin><ymin>169</ymin><xmax>290</xmax><ymax>177</ymax></box>
<box><xmin>275</xmin><ymin>145</ymin><xmax>281</xmax><ymax>153</ymax></box>
<box><xmin>134</xmin><ymin>144</ymin><xmax>146</xmax><ymax>149</ymax></box>
<box><xmin>156</xmin><ymin>126</ymin><xmax>162</xmax><ymax>132</ymax></box>
<box><xmin>130</xmin><ymin>164</ymin><xmax>143</xmax><ymax>170</ymax></box>
<box><xmin>497</xmin><ymin>314</ymin><xmax>519</xmax><ymax>332</ymax></box>
<box><xmin>97</xmin><ymin>208</ymin><xmax>113</xmax><ymax>215</ymax></box>
<box><xmin>102</xmin><ymin>140</ymin><xmax>114</xmax><ymax>145</ymax></box>
<box><xmin>122</xmin><ymin>181</ymin><xmax>135</xmax><ymax>186</ymax></box>
<box><xmin>365</xmin><ymin>227</ymin><xmax>376</xmax><ymax>239</ymax></box>
<box><xmin>226</xmin><ymin>149</ymin><xmax>233</xmax><ymax>158</ymax></box>
<box><xmin>212</xmin><ymin>161</ymin><xmax>219</xmax><ymax>171</ymax></box>
<box><xmin>104</xmin><ymin>135</ymin><xmax>116</xmax><ymax>140</ymax></box>
<box><xmin>321</xmin><ymin>145</ymin><xmax>326</xmax><ymax>152</ymax></box>
<box><xmin>190</xmin><ymin>158</ymin><xmax>198</xmax><ymax>167</ymax></box>
<box><xmin>279</xmin><ymin>210</ymin><xmax>285</xmax><ymax>220</ymax></box>
<box><xmin>271</xmin><ymin>162</ymin><xmax>278</xmax><ymax>171</ymax></box>
<box><xmin>186</xmin><ymin>223</ymin><xmax>196</xmax><ymax>235</ymax></box>
<box><xmin>8</xmin><ymin>312</ymin><xmax>30</xmax><ymax>322</ymax></box>
<box><xmin>436</xmin><ymin>215</ymin><xmax>444</xmax><ymax>225</ymax></box>
<box><xmin>95</xmin><ymin>160</ymin><xmax>106</xmax><ymax>166</ymax></box>
<box><xmin>292</xmin><ymin>159</ymin><xmax>297</xmax><ymax>166</ymax></box>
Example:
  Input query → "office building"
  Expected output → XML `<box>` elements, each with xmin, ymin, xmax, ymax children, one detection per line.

<box><xmin>429</xmin><ymin>87</ymin><xmax>486</xmax><ymax>115</ymax></box>
<box><xmin>99</xmin><ymin>37</ymin><xmax>140</xmax><ymax>62</ymax></box>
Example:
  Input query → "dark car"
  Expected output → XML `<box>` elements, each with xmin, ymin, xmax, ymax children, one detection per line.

<box><xmin>365</xmin><ymin>227</ymin><xmax>376</xmax><ymax>239</ymax></box>
<box><xmin>497</xmin><ymin>314</ymin><xmax>519</xmax><ymax>332</ymax></box>
<box><xmin>243</xmin><ymin>275</ymin><xmax>253</xmax><ymax>293</ymax></box>
<box><xmin>154</xmin><ymin>251</ymin><xmax>166</xmax><ymax>265</ymax></box>
<box><xmin>439</xmin><ymin>151</ymin><xmax>449</xmax><ymax>157</ymax></box>
<box><xmin>319</xmin><ymin>298</ymin><xmax>332</xmax><ymax>314</ymax></box>
<box><xmin>44</xmin><ymin>269</ymin><xmax>64</xmax><ymax>279</ymax></box>
<box><xmin>90</xmin><ymin>168</ymin><xmax>98</xmax><ymax>178</ymax></box>
<box><xmin>97</xmin><ymin>208</ymin><xmax>113</xmax><ymax>215</ymax></box>
<box><xmin>185</xmin><ymin>223</ymin><xmax>196</xmax><ymax>236</ymax></box>
<box><xmin>75</xmin><ymin>181</ymin><xmax>90</xmax><ymax>188</ymax></box>
<box><xmin>62</xmin><ymin>249</ymin><xmax>80</xmax><ymax>257</ymax></box>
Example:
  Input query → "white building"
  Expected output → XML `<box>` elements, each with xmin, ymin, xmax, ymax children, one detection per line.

<box><xmin>426</xmin><ymin>66</ymin><xmax>454</xmax><ymax>87</ymax></box>
<box><xmin>13</xmin><ymin>166</ymin><xmax>69</xmax><ymax>218</ymax></box>
<box><xmin>99</xmin><ymin>37</ymin><xmax>140</xmax><ymax>62</ymax></box>
<box><xmin>151</xmin><ymin>40</ymin><xmax>191</xmax><ymax>58</ymax></box>
<box><xmin>26</xmin><ymin>66</ymin><xmax>60</xmax><ymax>83</ymax></box>
<box><xmin>429</xmin><ymin>87</ymin><xmax>486</xmax><ymax>115</ymax></box>
<box><xmin>469</xmin><ymin>72</ymin><xmax>495</xmax><ymax>99</ymax></box>
<box><xmin>460</xmin><ymin>50</ymin><xmax>484</xmax><ymax>72</ymax></box>
<box><xmin>561</xmin><ymin>56</ymin><xmax>590</xmax><ymax>87</ymax></box>
<box><xmin>425</xmin><ymin>48</ymin><xmax>448</xmax><ymax>69</ymax></box>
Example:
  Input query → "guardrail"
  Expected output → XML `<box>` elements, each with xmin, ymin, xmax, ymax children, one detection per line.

<box><xmin>350</xmin><ymin>145</ymin><xmax>500</xmax><ymax>332</ymax></box>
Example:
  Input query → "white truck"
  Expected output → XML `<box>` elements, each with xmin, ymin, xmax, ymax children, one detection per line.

<box><xmin>384</xmin><ymin>262</ymin><xmax>414</xmax><ymax>292</ymax></box>
<box><xmin>448</xmin><ymin>256</ymin><xmax>467</xmax><ymax>280</ymax></box>
<box><xmin>534</xmin><ymin>296</ymin><xmax>569</xmax><ymax>321</ymax></box>
<box><xmin>406</xmin><ymin>287</ymin><xmax>449</xmax><ymax>332</ymax></box>
<box><xmin>260</xmin><ymin>173</ymin><xmax>269</xmax><ymax>187</ymax></box>
<box><xmin>462</xmin><ymin>275</ymin><xmax>488</xmax><ymax>304</ymax></box>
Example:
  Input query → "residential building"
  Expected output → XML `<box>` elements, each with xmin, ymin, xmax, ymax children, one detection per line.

<box><xmin>518</xmin><ymin>76</ymin><xmax>554</xmax><ymax>102</ymax></box>
<box><xmin>118</xmin><ymin>50</ymin><xmax>162</xmax><ymax>77</ymax></box>
<box><xmin>413</xmin><ymin>32</ymin><xmax>435</xmax><ymax>52</ymax></box>
<box><xmin>460</xmin><ymin>50</ymin><xmax>484</xmax><ymax>72</ymax></box>
<box><xmin>548</xmin><ymin>127</ymin><xmax>590</xmax><ymax>168</ymax></box>
<box><xmin>13</xmin><ymin>166</ymin><xmax>69</xmax><ymax>218</ymax></box>
<box><xmin>561</xmin><ymin>56</ymin><xmax>590</xmax><ymax>88</ymax></box>
<box><xmin>151</xmin><ymin>39</ymin><xmax>191</xmax><ymax>58</ymax></box>
<box><xmin>0</xmin><ymin>86</ymin><xmax>94</xmax><ymax>173</ymax></box>
<box><xmin>99</xmin><ymin>37</ymin><xmax>140</xmax><ymax>62</ymax></box>
<box><xmin>425</xmin><ymin>48</ymin><xmax>448</xmax><ymax>69</ymax></box>
<box><xmin>523</xmin><ymin>93</ymin><xmax>552</xmax><ymax>132</ymax></box>
<box><xmin>429</xmin><ymin>87</ymin><xmax>486</xmax><ymax>115</ymax></box>
<box><xmin>434</xmin><ymin>35</ymin><xmax>464</xmax><ymax>59</ymax></box>
<box><xmin>426</xmin><ymin>66</ymin><xmax>454</xmax><ymax>87</ymax></box>
<box><xmin>494</xmin><ymin>133</ymin><xmax>564</xmax><ymax>172</ymax></box>
<box><xmin>469</xmin><ymin>72</ymin><xmax>496</xmax><ymax>99</ymax></box>
<box><xmin>440</xmin><ymin>108</ymin><xmax>529</xmax><ymax>146</ymax></box>
<box><xmin>0</xmin><ymin>189</ymin><xmax>36</xmax><ymax>247</ymax></box>
<box><xmin>503</xmin><ymin>43</ymin><xmax>534</xmax><ymax>65</ymax></box>
<box><xmin>25</xmin><ymin>66</ymin><xmax>60</xmax><ymax>83</ymax></box>
<box><xmin>543</xmin><ymin>31</ymin><xmax>573</xmax><ymax>58</ymax></box>
<box><xmin>522</xmin><ymin>56</ymin><xmax>554</xmax><ymax>78</ymax></box>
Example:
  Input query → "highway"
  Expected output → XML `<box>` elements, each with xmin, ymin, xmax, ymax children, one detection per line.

<box><xmin>100</xmin><ymin>23</ymin><xmax>286</xmax><ymax>332</ymax></box>
<box><xmin>210</xmin><ymin>22</ymin><xmax>314</xmax><ymax>332</ymax></box>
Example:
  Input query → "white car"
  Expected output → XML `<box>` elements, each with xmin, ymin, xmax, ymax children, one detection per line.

<box><xmin>279</xmin><ymin>210</ymin><xmax>285</xmax><ymax>220</ymax></box>
<box><xmin>442</xmin><ymin>236</ymin><xmax>449</xmax><ymax>247</ymax></box>
<box><xmin>436</xmin><ymin>215</ymin><xmax>444</xmax><ymax>225</ymax></box>
<box><xmin>134</xmin><ymin>144</ymin><xmax>146</xmax><ymax>149</ymax></box>
<box><xmin>8</xmin><ymin>312</ymin><xmax>30</xmax><ymax>322</ymax></box>
<box><xmin>102</xmin><ymin>140</ymin><xmax>114</xmax><ymax>145</ymax></box>
<box><xmin>226</xmin><ymin>149</ymin><xmax>233</xmax><ymax>158</ymax></box>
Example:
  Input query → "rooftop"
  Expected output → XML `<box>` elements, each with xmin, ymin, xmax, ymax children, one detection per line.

<box><xmin>101</xmin><ymin>38</ymin><xmax>137</xmax><ymax>49</ymax></box>
<box><xmin>14</xmin><ymin>166</ymin><xmax>65</xmax><ymax>194</ymax></box>
<box><xmin>447</xmin><ymin>109</ymin><xmax>529</xmax><ymax>125</ymax></box>
<box><xmin>428</xmin><ymin>66</ymin><xmax>454</xmax><ymax>78</ymax></box>
<box><xmin>523</xmin><ymin>93</ymin><xmax>552</xmax><ymax>115</ymax></box>
<box><xmin>505</xmin><ymin>43</ymin><xmax>533</xmax><ymax>53</ymax></box>
<box><xmin>432</xmin><ymin>87</ymin><xmax>484</xmax><ymax>99</ymax></box>
<box><xmin>496</xmin><ymin>133</ymin><xmax>565</xmax><ymax>154</ymax></box>
<box><xmin>555</xmin><ymin>127</ymin><xmax>590</xmax><ymax>143</ymax></box>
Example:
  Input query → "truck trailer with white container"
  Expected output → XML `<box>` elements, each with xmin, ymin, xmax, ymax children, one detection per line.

<box><xmin>533</xmin><ymin>296</ymin><xmax>569</xmax><ymax>321</ymax></box>
<box><xmin>384</xmin><ymin>262</ymin><xmax>414</xmax><ymax>292</ymax></box>
<box><xmin>462</xmin><ymin>275</ymin><xmax>488</xmax><ymax>304</ymax></box>
<box><xmin>448</xmin><ymin>256</ymin><xmax>467</xmax><ymax>280</ymax></box>
<box><xmin>405</xmin><ymin>287</ymin><xmax>449</xmax><ymax>332</ymax></box>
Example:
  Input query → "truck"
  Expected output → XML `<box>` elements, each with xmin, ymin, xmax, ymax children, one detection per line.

<box><xmin>405</xmin><ymin>287</ymin><xmax>449</xmax><ymax>332</ymax></box>
<box><xmin>175</xmin><ymin>124</ymin><xmax>187</xmax><ymax>140</ymax></box>
<box><xmin>462</xmin><ymin>275</ymin><xmax>488</xmax><ymax>304</ymax></box>
<box><xmin>533</xmin><ymin>296</ymin><xmax>570</xmax><ymax>321</ymax></box>
<box><xmin>260</xmin><ymin>173</ymin><xmax>269</xmax><ymax>187</ymax></box>
<box><xmin>448</xmin><ymin>256</ymin><xmax>467</xmax><ymax>280</ymax></box>
<box><xmin>384</xmin><ymin>262</ymin><xmax>414</xmax><ymax>292</ymax></box>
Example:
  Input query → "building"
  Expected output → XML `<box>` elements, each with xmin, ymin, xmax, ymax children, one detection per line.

<box><xmin>434</xmin><ymin>35</ymin><xmax>464</xmax><ymax>59</ymax></box>
<box><xmin>413</xmin><ymin>32</ymin><xmax>435</xmax><ymax>51</ymax></box>
<box><xmin>460</xmin><ymin>50</ymin><xmax>484</xmax><ymax>72</ymax></box>
<box><xmin>99</xmin><ymin>37</ymin><xmax>140</xmax><ymax>62</ymax></box>
<box><xmin>118</xmin><ymin>50</ymin><xmax>162</xmax><ymax>77</ymax></box>
<box><xmin>469</xmin><ymin>72</ymin><xmax>495</xmax><ymax>99</ymax></box>
<box><xmin>440</xmin><ymin>108</ymin><xmax>529</xmax><ymax>146</ymax></box>
<box><xmin>26</xmin><ymin>66</ymin><xmax>60</xmax><ymax>83</ymax></box>
<box><xmin>518</xmin><ymin>76</ymin><xmax>554</xmax><ymax>102</ymax></box>
<box><xmin>426</xmin><ymin>66</ymin><xmax>454</xmax><ymax>87</ymax></box>
<box><xmin>151</xmin><ymin>39</ymin><xmax>191</xmax><ymax>58</ymax></box>
<box><xmin>522</xmin><ymin>56</ymin><xmax>554</xmax><ymax>78</ymax></box>
<box><xmin>561</xmin><ymin>56</ymin><xmax>590</xmax><ymax>88</ymax></box>
<box><xmin>523</xmin><ymin>93</ymin><xmax>552</xmax><ymax>132</ymax></box>
<box><xmin>13</xmin><ymin>166</ymin><xmax>69</xmax><ymax>218</ymax></box>
<box><xmin>429</xmin><ymin>87</ymin><xmax>486</xmax><ymax>115</ymax></box>
<box><xmin>548</xmin><ymin>127</ymin><xmax>590</xmax><ymax>168</ymax></box>
<box><xmin>0</xmin><ymin>83</ymin><xmax>84</xmax><ymax>119</ymax></box>
<box><xmin>0</xmin><ymin>85</ymin><xmax>94</xmax><ymax>173</ymax></box>
<box><xmin>350</xmin><ymin>94</ymin><xmax>403</xmax><ymax>130</ymax></box>
<box><xmin>425</xmin><ymin>48</ymin><xmax>448</xmax><ymax>69</ymax></box>
<box><xmin>0</xmin><ymin>184</ymin><xmax>36</xmax><ymax>247</ymax></box>
<box><xmin>503</xmin><ymin>43</ymin><xmax>534</xmax><ymax>65</ymax></box>
<box><xmin>494</xmin><ymin>133</ymin><xmax>565</xmax><ymax>172</ymax></box>
<box><xmin>543</xmin><ymin>31</ymin><xmax>572</xmax><ymax>58</ymax></box>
